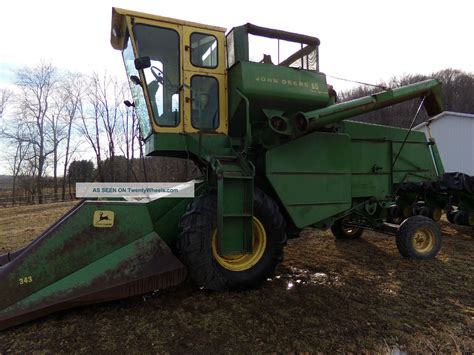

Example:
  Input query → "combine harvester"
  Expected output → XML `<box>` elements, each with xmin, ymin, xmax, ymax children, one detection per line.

<box><xmin>1</xmin><ymin>8</ymin><xmax>472</xmax><ymax>330</ymax></box>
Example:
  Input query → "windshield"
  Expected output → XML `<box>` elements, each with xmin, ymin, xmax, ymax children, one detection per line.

<box><xmin>123</xmin><ymin>37</ymin><xmax>152</xmax><ymax>137</ymax></box>
<box><xmin>248</xmin><ymin>35</ymin><xmax>317</xmax><ymax>70</ymax></box>
<box><xmin>134</xmin><ymin>24</ymin><xmax>180</xmax><ymax>127</ymax></box>
<box><xmin>226</xmin><ymin>25</ymin><xmax>319</xmax><ymax>71</ymax></box>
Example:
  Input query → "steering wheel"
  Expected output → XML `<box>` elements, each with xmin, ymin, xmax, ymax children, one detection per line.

<box><xmin>150</xmin><ymin>66</ymin><xmax>179</xmax><ymax>94</ymax></box>
<box><xmin>150</xmin><ymin>66</ymin><xmax>164</xmax><ymax>85</ymax></box>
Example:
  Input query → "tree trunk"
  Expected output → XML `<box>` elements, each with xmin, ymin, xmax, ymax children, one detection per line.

<box><xmin>11</xmin><ymin>175</ymin><xmax>16</xmax><ymax>206</ymax></box>
<box><xmin>53</xmin><ymin>147</ymin><xmax>58</xmax><ymax>201</ymax></box>
<box><xmin>62</xmin><ymin>119</ymin><xmax>72</xmax><ymax>201</ymax></box>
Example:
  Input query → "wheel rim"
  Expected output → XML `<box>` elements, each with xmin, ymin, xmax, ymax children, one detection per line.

<box><xmin>411</xmin><ymin>227</ymin><xmax>435</xmax><ymax>253</ymax></box>
<box><xmin>212</xmin><ymin>217</ymin><xmax>267</xmax><ymax>271</ymax></box>
<box><xmin>341</xmin><ymin>225</ymin><xmax>360</xmax><ymax>236</ymax></box>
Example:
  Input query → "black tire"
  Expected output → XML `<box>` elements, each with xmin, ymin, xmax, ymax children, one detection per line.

<box><xmin>396</xmin><ymin>215</ymin><xmax>442</xmax><ymax>259</ymax></box>
<box><xmin>454</xmin><ymin>211</ymin><xmax>469</xmax><ymax>226</ymax></box>
<box><xmin>331</xmin><ymin>219</ymin><xmax>364</xmax><ymax>240</ymax></box>
<box><xmin>446</xmin><ymin>210</ymin><xmax>456</xmax><ymax>224</ymax></box>
<box><xmin>416</xmin><ymin>206</ymin><xmax>442</xmax><ymax>222</ymax></box>
<box><xmin>176</xmin><ymin>189</ymin><xmax>286</xmax><ymax>291</ymax></box>
<box><xmin>386</xmin><ymin>205</ymin><xmax>404</xmax><ymax>225</ymax></box>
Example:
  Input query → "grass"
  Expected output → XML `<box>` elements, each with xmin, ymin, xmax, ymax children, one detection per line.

<box><xmin>0</xmin><ymin>201</ymin><xmax>472</xmax><ymax>353</ymax></box>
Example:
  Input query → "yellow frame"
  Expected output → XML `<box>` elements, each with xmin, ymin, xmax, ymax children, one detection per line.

<box><xmin>182</xmin><ymin>26</ymin><xmax>227</xmax><ymax>134</ymax></box>
<box><xmin>118</xmin><ymin>8</ymin><xmax>228</xmax><ymax>135</ymax></box>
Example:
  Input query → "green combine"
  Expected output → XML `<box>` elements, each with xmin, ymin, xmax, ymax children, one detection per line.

<box><xmin>1</xmin><ymin>8</ymin><xmax>472</xmax><ymax>330</ymax></box>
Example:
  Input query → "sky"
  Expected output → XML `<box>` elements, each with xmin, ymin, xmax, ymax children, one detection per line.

<box><xmin>1</xmin><ymin>0</ymin><xmax>473</xmax><ymax>91</ymax></box>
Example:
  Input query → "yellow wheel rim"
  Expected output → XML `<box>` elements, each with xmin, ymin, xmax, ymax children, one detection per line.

<box><xmin>411</xmin><ymin>227</ymin><xmax>435</xmax><ymax>253</ymax></box>
<box><xmin>212</xmin><ymin>217</ymin><xmax>267</xmax><ymax>271</ymax></box>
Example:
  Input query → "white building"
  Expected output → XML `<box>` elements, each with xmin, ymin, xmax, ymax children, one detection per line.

<box><xmin>414</xmin><ymin>111</ymin><xmax>474</xmax><ymax>176</ymax></box>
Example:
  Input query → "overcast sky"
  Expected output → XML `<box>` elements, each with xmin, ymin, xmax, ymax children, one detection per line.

<box><xmin>1</xmin><ymin>0</ymin><xmax>473</xmax><ymax>91</ymax></box>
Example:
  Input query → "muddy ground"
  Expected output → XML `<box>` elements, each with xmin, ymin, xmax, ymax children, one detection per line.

<box><xmin>0</xmin><ymin>201</ymin><xmax>472</xmax><ymax>353</ymax></box>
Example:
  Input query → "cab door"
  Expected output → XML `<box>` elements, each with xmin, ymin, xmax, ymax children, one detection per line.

<box><xmin>182</xmin><ymin>26</ymin><xmax>227</xmax><ymax>134</ymax></box>
<box><xmin>126</xmin><ymin>16</ymin><xmax>184</xmax><ymax>134</ymax></box>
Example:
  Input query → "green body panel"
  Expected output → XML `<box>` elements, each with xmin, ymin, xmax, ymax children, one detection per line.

<box><xmin>0</xmin><ymin>197</ymin><xmax>192</xmax><ymax>329</ymax></box>
<box><xmin>341</xmin><ymin>121</ymin><xmax>439</xmax><ymax>184</ymax></box>
<box><xmin>227</xmin><ymin>63</ymin><xmax>329</xmax><ymax>141</ymax></box>
<box><xmin>1</xmin><ymin>202</ymin><xmax>152</xmax><ymax>310</ymax></box>
<box><xmin>349</xmin><ymin>139</ymin><xmax>392</xmax><ymax>198</ymax></box>
<box><xmin>228</xmin><ymin>61</ymin><xmax>329</xmax><ymax>116</ymax></box>
<box><xmin>266</xmin><ymin>132</ymin><xmax>352</xmax><ymax>228</ymax></box>
<box><xmin>218</xmin><ymin>171</ymin><xmax>254</xmax><ymax>254</ymax></box>
<box><xmin>266</xmin><ymin>121</ymin><xmax>442</xmax><ymax>228</ymax></box>
<box><xmin>228</xmin><ymin>26</ymin><xmax>249</xmax><ymax>63</ymax></box>
<box><xmin>150</xmin><ymin>196</ymin><xmax>200</xmax><ymax>244</ymax></box>
<box><xmin>145</xmin><ymin>132</ymin><xmax>233</xmax><ymax>159</ymax></box>
<box><xmin>2</xmin><ymin>231</ymin><xmax>161</xmax><ymax>319</ymax></box>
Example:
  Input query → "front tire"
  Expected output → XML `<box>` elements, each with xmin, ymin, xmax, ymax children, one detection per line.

<box><xmin>396</xmin><ymin>215</ymin><xmax>442</xmax><ymax>259</ymax></box>
<box><xmin>176</xmin><ymin>189</ymin><xmax>286</xmax><ymax>291</ymax></box>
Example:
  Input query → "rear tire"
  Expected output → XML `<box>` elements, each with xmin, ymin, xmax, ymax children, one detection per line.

<box><xmin>446</xmin><ymin>209</ymin><xmax>456</xmax><ymax>224</ymax></box>
<box><xmin>176</xmin><ymin>189</ymin><xmax>286</xmax><ymax>291</ymax></box>
<box><xmin>454</xmin><ymin>210</ymin><xmax>470</xmax><ymax>226</ymax></box>
<box><xmin>396</xmin><ymin>215</ymin><xmax>442</xmax><ymax>259</ymax></box>
<box><xmin>331</xmin><ymin>218</ymin><xmax>364</xmax><ymax>240</ymax></box>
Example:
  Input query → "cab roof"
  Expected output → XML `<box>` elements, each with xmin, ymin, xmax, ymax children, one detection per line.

<box><xmin>111</xmin><ymin>7</ymin><xmax>227</xmax><ymax>50</ymax></box>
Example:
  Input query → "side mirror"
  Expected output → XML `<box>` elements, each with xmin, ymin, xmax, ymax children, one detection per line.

<box><xmin>130</xmin><ymin>75</ymin><xmax>142</xmax><ymax>86</ymax></box>
<box><xmin>134</xmin><ymin>56</ymin><xmax>151</xmax><ymax>70</ymax></box>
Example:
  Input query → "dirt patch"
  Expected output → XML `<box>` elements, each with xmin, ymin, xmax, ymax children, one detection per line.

<box><xmin>0</xmin><ymin>202</ymin><xmax>472</xmax><ymax>352</ymax></box>
<box><xmin>0</xmin><ymin>201</ymin><xmax>78</xmax><ymax>253</ymax></box>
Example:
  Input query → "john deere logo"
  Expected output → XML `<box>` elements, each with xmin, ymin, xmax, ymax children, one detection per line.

<box><xmin>93</xmin><ymin>210</ymin><xmax>115</xmax><ymax>228</ymax></box>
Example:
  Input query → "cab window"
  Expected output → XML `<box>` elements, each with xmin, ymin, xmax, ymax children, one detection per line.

<box><xmin>134</xmin><ymin>24</ymin><xmax>180</xmax><ymax>127</ymax></box>
<box><xmin>123</xmin><ymin>37</ymin><xmax>152</xmax><ymax>137</ymax></box>
<box><xmin>190</xmin><ymin>33</ymin><xmax>218</xmax><ymax>68</ymax></box>
<box><xmin>191</xmin><ymin>76</ymin><xmax>219</xmax><ymax>130</ymax></box>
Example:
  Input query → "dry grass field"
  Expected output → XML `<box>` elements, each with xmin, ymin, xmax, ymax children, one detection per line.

<box><xmin>0</xmin><ymin>201</ymin><xmax>472</xmax><ymax>353</ymax></box>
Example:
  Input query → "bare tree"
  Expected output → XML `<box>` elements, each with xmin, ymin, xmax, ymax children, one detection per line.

<box><xmin>15</xmin><ymin>61</ymin><xmax>58</xmax><ymax>203</ymax></box>
<box><xmin>117</xmin><ymin>83</ymin><xmax>141</xmax><ymax>181</ymax></box>
<box><xmin>1</xmin><ymin>119</ymin><xmax>31</xmax><ymax>204</ymax></box>
<box><xmin>46</xmin><ymin>88</ymin><xmax>67</xmax><ymax>200</ymax></box>
<box><xmin>78</xmin><ymin>82</ymin><xmax>104</xmax><ymax>181</ymax></box>
<box><xmin>78</xmin><ymin>72</ymin><xmax>126</xmax><ymax>182</ymax></box>
<box><xmin>340</xmin><ymin>69</ymin><xmax>474</xmax><ymax>128</ymax></box>
<box><xmin>92</xmin><ymin>72</ymin><xmax>123</xmax><ymax>181</ymax></box>
<box><xmin>60</xmin><ymin>72</ymin><xmax>84</xmax><ymax>200</ymax></box>
<box><xmin>0</xmin><ymin>88</ymin><xmax>12</xmax><ymax>122</ymax></box>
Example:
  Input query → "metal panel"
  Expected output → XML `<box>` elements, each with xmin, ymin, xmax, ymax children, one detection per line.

<box><xmin>350</xmin><ymin>141</ymin><xmax>391</xmax><ymax>198</ymax></box>
<box><xmin>266</xmin><ymin>131</ymin><xmax>351</xmax><ymax>228</ymax></box>
<box><xmin>0</xmin><ymin>199</ymin><xmax>188</xmax><ymax>330</ymax></box>
<box><xmin>343</xmin><ymin>121</ymin><xmax>439</xmax><ymax>184</ymax></box>
<box><xmin>230</xmin><ymin>61</ymin><xmax>329</xmax><ymax>113</ymax></box>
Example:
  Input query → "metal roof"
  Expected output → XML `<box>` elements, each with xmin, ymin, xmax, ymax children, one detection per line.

<box><xmin>414</xmin><ymin>111</ymin><xmax>474</xmax><ymax>130</ymax></box>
